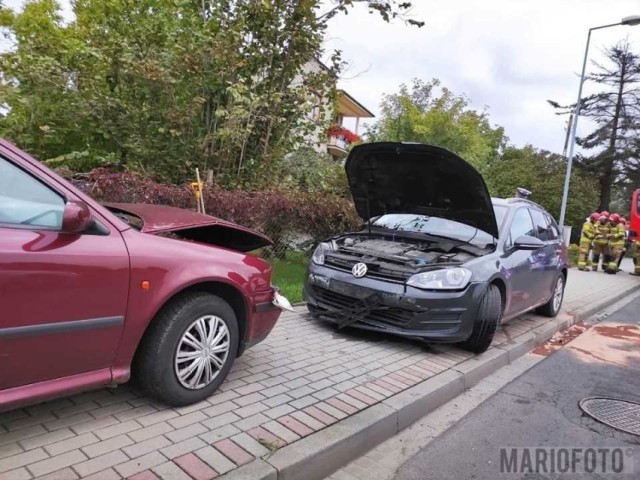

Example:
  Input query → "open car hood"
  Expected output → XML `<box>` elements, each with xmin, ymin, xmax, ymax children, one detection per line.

<box><xmin>105</xmin><ymin>203</ymin><xmax>272</xmax><ymax>252</ymax></box>
<box><xmin>345</xmin><ymin>142</ymin><xmax>499</xmax><ymax>238</ymax></box>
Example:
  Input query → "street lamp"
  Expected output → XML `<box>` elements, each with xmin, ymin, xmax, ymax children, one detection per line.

<box><xmin>558</xmin><ymin>15</ymin><xmax>640</xmax><ymax>228</ymax></box>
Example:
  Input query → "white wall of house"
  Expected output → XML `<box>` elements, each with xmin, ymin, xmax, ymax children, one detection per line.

<box><xmin>292</xmin><ymin>59</ymin><xmax>335</xmax><ymax>155</ymax></box>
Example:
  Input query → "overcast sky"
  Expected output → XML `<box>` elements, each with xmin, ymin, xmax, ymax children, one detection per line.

<box><xmin>3</xmin><ymin>0</ymin><xmax>640</xmax><ymax>154</ymax></box>
<box><xmin>326</xmin><ymin>0</ymin><xmax>640</xmax><ymax>153</ymax></box>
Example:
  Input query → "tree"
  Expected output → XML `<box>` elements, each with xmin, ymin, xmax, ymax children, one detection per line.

<box><xmin>549</xmin><ymin>41</ymin><xmax>640</xmax><ymax>211</ymax></box>
<box><xmin>319</xmin><ymin>0</ymin><xmax>424</xmax><ymax>27</ymax></box>
<box><xmin>367</xmin><ymin>78</ymin><xmax>507</xmax><ymax>173</ymax></box>
<box><xmin>486</xmin><ymin>145</ymin><xmax>600</xmax><ymax>227</ymax></box>
<box><xmin>0</xmin><ymin>0</ymin><xmax>422</xmax><ymax>185</ymax></box>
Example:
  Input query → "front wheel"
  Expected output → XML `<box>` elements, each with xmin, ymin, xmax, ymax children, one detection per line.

<box><xmin>536</xmin><ymin>274</ymin><xmax>565</xmax><ymax>317</ymax></box>
<box><xmin>134</xmin><ymin>292</ymin><xmax>239</xmax><ymax>406</ymax></box>
<box><xmin>459</xmin><ymin>284</ymin><xmax>502</xmax><ymax>354</ymax></box>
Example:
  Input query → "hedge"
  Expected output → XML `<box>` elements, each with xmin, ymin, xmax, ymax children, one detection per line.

<box><xmin>67</xmin><ymin>169</ymin><xmax>361</xmax><ymax>254</ymax></box>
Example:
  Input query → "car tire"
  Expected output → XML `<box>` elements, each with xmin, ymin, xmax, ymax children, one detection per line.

<box><xmin>134</xmin><ymin>292</ymin><xmax>239</xmax><ymax>407</ymax></box>
<box><xmin>536</xmin><ymin>274</ymin><xmax>565</xmax><ymax>317</ymax></box>
<box><xmin>459</xmin><ymin>284</ymin><xmax>501</xmax><ymax>354</ymax></box>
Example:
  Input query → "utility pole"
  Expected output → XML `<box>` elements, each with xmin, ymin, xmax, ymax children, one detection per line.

<box><xmin>562</xmin><ymin>113</ymin><xmax>574</xmax><ymax>158</ymax></box>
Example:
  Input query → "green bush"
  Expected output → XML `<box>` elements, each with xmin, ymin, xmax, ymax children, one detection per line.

<box><xmin>568</xmin><ymin>243</ymin><xmax>580</xmax><ymax>267</ymax></box>
<box><xmin>276</xmin><ymin>147</ymin><xmax>349</xmax><ymax>196</ymax></box>
<box><xmin>68</xmin><ymin>168</ymin><xmax>360</xmax><ymax>254</ymax></box>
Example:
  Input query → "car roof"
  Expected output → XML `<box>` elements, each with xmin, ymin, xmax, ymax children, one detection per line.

<box><xmin>491</xmin><ymin>197</ymin><xmax>547</xmax><ymax>212</ymax></box>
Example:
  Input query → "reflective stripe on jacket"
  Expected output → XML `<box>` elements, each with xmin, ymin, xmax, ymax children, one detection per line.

<box><xmin>580</xmin><ymin>221</ymin><xmax>595</xmax><ymax>242</ymax></box>
<box><xmin>610</xmin><ymin>223</ymin><xmax>626</xmax><ymax>246</ymax></box>
<box><xmin>594</xmin><ymin>223</ymin><xmax>610</xmax><ymax>245</ymax></box>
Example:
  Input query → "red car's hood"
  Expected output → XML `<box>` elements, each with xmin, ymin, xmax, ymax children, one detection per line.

<box><xmin>104</xmin><ymin>203</ymin><xmax>272</xmax><ymax>252</ymax></box>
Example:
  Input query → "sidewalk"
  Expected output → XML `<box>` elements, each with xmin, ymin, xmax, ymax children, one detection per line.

<box><xmin>1</xmin><ymin>264</ymin><xmax>638</xmax><ymax>480</ymax></box>
<box><xmin>386</xmin><ymin>291</ymin><xmax>640</xmax><ymax>480</ymax></box>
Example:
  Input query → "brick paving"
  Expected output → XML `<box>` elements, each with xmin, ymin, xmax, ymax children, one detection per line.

<box><xmin>1</xmin><ymin>266</ymin><xmax>638</xmax><ymax>480</ymax></box>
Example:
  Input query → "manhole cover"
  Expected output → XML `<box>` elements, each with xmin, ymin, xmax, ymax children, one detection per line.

<box><xmin>579</xmin><ymin>397</ymin><xmax>640</xmax><ymax>436</ymax></box>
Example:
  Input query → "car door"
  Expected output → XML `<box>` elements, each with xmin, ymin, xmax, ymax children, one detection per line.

<box><xmin>501</xmin><ymin>207</ymin><xmax>541</xmax><ymax>317</ymax></box>
<box><xmin>529</xmin><ymin>209</ymin><xmax>562</xmax><ymax>302</ymax></box>
<box><xmin>531</xmin><ymin>210</ymin><xmax>562</xmax><ymax>302</ymax></box>
<box><xmin>0</xmin><ymin>155</ymin><xmax>130</xmax><ymax>391</ymax></box>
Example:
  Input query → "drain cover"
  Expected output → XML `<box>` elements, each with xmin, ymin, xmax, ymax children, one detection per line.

<box><xmin>579</xmin><ymin>397</ymin><xmax>640</xmax><ymax>436</ymax></box>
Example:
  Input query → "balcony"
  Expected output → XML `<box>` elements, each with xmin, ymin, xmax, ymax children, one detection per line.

<box><xmin>336</xmin><ymin>90</ymin><xmax>375</xmax><ymax>135</ymax></box>
<box><xmin>327</xmin><ymin>135</ymin><xmax>349</xmax><ymax>157</ymax></box>
<box><xmin>326</xmin><ymin>90</ymin><xmax>375</xmax><ymax>158</ymax></box>
<box><xmin>327</xmin><ymin>125</ymin><xmax>361</xmax><ymax>158</ymax></box>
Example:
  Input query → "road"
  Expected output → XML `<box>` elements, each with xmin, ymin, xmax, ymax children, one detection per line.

<box><xmin>395</xmin><ymin>294</ymin><xmax>640</xmax><ymax>480</ymax></box>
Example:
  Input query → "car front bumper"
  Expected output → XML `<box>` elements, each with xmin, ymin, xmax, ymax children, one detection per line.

<box><xmin>239</xmin><ymin>289</ymin><xmax>283</xmax><ymax>356</ymax></box>
<box><xmin>303</xmin><ymin>264</ymin><xmax>487</xmax><ymax>342</ymax></box>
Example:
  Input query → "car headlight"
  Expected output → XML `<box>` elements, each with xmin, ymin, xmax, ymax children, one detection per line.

<box><xmin>311</xmin><ymin>242</ymin><xmax>333</xmax><ymax>265</ymax></box>
<box><xmin>407</xmin><ymin>267</ymin><xmax>472</xmax><ymax>290</ymax></box>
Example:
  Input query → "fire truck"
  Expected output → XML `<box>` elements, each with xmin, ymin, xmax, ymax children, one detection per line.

<box><xmin>630</xmin><ymin>190</ymin><xmax>640</xmax><ymax>243</ymax></box>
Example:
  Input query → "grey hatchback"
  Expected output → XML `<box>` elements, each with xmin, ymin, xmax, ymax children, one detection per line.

<box><xmin>303</xmin><ymin>142</ymin><xmax>568</xmax><ymax>353</ymax></box>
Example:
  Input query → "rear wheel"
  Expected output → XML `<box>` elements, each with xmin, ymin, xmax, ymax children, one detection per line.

<box><xmin>536</xmin><ymin>274</ymin><xmax>565</xmax><ymax>317</ymax></box>
<box><xmin>459</xmin><ymin>284</ymin><xmax>501</xmax><ymax>354</ymax></box>
<box><xmin>134</xmin><ymin>292</ymin><xmax>239</xmax><ymax>406</ymax></box>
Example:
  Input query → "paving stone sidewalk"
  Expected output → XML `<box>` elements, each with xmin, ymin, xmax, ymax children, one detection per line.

<box><xmin>1</xmin><ymin>265</ymin><xmax>638</xmax><ymax>480</ymax></box>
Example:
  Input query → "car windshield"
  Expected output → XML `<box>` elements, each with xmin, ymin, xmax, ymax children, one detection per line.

<box><xmin>493</xmin><ymin>204</ymin><xmax>508</xmax><ymax>232</ymax></box>
<box><xmin>371</xmin><ymin>212</ymin><xmax>499</xmax><ymax>247</ymax></box>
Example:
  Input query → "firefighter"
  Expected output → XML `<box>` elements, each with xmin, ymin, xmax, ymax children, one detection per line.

<box><xmin>592</xmin><ymin>211</ymin><xmax>610</xmax><ymax>272</ymax></box>
<box><xmin>578</xmin><ymin>212</ymin><xmax>599</xmax><ymax>271</ymax></box>
<box><xmin>606</xmin><ymin>214</ymin><xmax>625</xmax><ymax>274</ymax></box>
<box><xmin>632</xmin><ymin>234</ymin><xmax>640</xmax><ymax>276</ymax></box>
<box><xmin>617</xmin><ymin>217</ymin><xmax>629</xmax><ymax>271</ymax></box>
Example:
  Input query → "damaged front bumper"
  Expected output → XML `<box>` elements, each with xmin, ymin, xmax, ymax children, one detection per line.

<box><xmin>303</xmin><ymin>265</ymin><xmax>487</xmax><ymax>342</ymax></box>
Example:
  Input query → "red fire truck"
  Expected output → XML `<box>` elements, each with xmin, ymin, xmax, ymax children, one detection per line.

<box><xmin>630</xmin><ymin>190</ymin><xmax>640</xmax><ymax>243</ymax></box>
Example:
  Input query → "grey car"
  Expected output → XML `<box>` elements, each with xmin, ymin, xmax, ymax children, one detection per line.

<box><xmin>303</xmin><ymin>142</ymin><xmax>568</xmax><ymax>353</ymax></box>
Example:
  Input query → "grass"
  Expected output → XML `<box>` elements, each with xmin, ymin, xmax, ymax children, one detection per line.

<box><xmin>270</xmin><ymin>251</ymin><xmax>308</xmax><ymax>303</ymax></box>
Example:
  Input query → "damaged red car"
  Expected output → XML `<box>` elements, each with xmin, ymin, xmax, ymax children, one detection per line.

<box><xmin>0</xmin><ymin>139</ymin><xmax>288</xmax><ymax>410</ymax></box>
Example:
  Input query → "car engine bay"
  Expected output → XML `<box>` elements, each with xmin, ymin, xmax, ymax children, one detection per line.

<box><xmin>323</xmin><ymin>234</ymin><xmax>487</xmax><ymax>281</ymax></box>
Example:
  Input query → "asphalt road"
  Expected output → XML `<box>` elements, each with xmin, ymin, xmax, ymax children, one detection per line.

<box><xmin>395</xmin><ymin>296</ymin><xmax>640</xmax><ymax>480</ymax></box>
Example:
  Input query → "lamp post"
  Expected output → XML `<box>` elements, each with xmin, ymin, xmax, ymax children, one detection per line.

<box><xmin>558</xmin><ymin>15</ymin><xmax>640</xmax><ymax>228</ymax></box>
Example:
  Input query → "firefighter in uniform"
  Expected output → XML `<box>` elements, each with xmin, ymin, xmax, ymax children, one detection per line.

<box><xmin>617</xmin><ymin>217</ymin><xmax>629</xmax><ymax>271</ymax></box>
<box><xmin>578</xmin><ymin>212</ymin><xmax>599</xmax><ymax>271</ymax></box>
<box><xmin>592</xmin><ymin>211</ymin><xmax>610</xmax><ymax>272</ymax></box>
<box><xmin>606</xmin><ymin>213</ymin><xmax>625</xmax><ymax>274</ymax></box>
<box><xmin>632</xmin><ymin>232</ymin><xmax>640</xmax><ymax>276</ymax></box>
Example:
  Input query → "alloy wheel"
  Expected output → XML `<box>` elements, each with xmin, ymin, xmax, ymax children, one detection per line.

<box><xmin>553</xmin><ymin>277</ymin><xmax>564</xmax><ymax>312</ymax></box>
<box><xmin>174</xmin><ymin>315</ymin><xmax>230</xmax><ymax>389</ymax></box>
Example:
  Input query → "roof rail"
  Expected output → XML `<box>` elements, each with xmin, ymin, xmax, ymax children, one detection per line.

<box><xmin>507</xmin><ymin>197</ymin><xmax>546</xmax><ymax>211</ymax></box>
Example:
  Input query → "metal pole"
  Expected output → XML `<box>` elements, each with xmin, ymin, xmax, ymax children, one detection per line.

<box><xmin>558</xmin><ymin>21</ymin><xmax>622</xmax><ymax>227</ymax></box>
<box><xmin>561</xmin><ymin>113</ymin><xmax>573</xmax><ymax>158</ymax></box>
<box><xmin>558</xmin><ymin>30</ymin><xmax>592</xmax><ymax>228</ymax></box>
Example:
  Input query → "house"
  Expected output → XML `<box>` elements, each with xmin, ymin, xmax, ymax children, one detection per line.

<box><xmin>326</xmin><ymin>89</ymin><xmax>375</xmax><ymax>159</ymax></box>
<box><xmin>300</xmin><ymin>58</ymin><xmax>375</xmax><ymax>159</ymax></box>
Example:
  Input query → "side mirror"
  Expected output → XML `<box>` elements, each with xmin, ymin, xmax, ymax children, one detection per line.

<box><xmin>61</xmin><ymin>200</ymin><xmax>92</xmax><ymax>234</ymax></box>
<box><xmin>514</xmin><ymin>234</ymin><xmax>543</xmax><ymax>250</ymax></box>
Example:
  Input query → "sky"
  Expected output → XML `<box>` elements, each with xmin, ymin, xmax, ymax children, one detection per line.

<box><xmin>3</xmin><ymin>0</ymin><xmax>640</xmax><ymax>154</ymax></box>
<box><xmin>325</xmin><ymin>0</ymin><xmax>640</xmax><ymax>153</ymax></box>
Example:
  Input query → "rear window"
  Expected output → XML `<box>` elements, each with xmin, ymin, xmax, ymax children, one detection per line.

<box><xmin>544</xmin><ymin>213</ymin><xmax>560</xmax><ymax>240</ymax></box>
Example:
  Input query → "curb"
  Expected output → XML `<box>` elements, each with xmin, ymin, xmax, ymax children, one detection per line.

<box><xmin>571</xmin><ymin>284</ymin><xmax>640</xmax><ymax>323</ymax></box>
<box><xmin>221</xmin><ymin>282</ymin><xmax>640</xmax><ymax>480</ymax></box>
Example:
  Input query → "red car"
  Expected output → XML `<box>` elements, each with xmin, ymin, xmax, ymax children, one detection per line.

<box><xmin>0</xmin><ymin>139</ymin><xmax>286</xmax><ymax>410</ymax></box>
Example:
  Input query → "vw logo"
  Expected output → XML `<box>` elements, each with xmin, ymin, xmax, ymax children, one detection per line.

<box><xmin>352</xmin><ymin>262</ymin><xmax>368</xmax><ymax>278</ymax></box>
